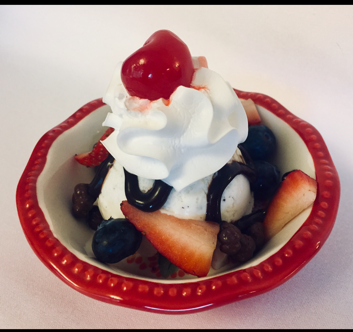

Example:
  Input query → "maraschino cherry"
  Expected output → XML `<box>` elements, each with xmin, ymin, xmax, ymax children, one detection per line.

<box><xmin>121</xmin><ymin>30</ymin><xmax>194</xmax><ymax>101</ymax></box>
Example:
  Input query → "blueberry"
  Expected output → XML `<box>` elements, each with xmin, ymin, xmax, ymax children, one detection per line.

<box><xmin>92</xmin><ymin>218</ymin><xmax>142</xmax><ymax>264</ymax></box>
<box><xmin>240</xmin><ymin>125</ymin><xmax>276</xmax><ymax>161</ymax></box>
<box><xmin>251</xmin><ymin>160</ymin><xmax>281</xmax><ymax>200</ymax></box>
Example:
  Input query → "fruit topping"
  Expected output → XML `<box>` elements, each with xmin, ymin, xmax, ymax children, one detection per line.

<box><xmin>192</xmin><ymin>56</ymin><xmax>208</xmax><ymax>69</ymax></box>
<box><xmin>240</xmin><ymin>124</ymin><xmax>276</xmax><ymax>161</ymax></box>
<box><xmin>92</xmin><ymin>218</ymin><xmax>142</xmax><ymax>264</ymax></box>
<box><xmin>198</xmin><ymin>56</ymin><xmax>208</xmax><ymax>68</ymax></box>
<box><xmin>121</xmin><ymin>30</ymin><xmax>194</xmax><ymax>101</ymax></box>
<box><xmin>240</xmin><ymin>98</ymin><xmax>261</xmax><ymax>125</ymax></box>
<box><xmin>72</xmin><ymin>183</ymin><xmax>95</xmax><ymax>219</ymax></box>
<box><xmin>74</xmin><ymin>127</ymin><xmax>114</xmax><ymax>167</ymax></box>
<box><xmin>263</xmin><ymin>170</ymin><xmax>317</xmax><ymax>240</ymax></box>
<box><xmin>120</xmin><ymin>200</ymin><xmax>219</xmax><ymax>277</ymax></box>
<box><xmin>250</xmin><ymin>160</ymin><xmax>281</xmax><ymax>200</ymax></box>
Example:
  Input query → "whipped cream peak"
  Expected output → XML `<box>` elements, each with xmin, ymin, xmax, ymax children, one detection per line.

<box><xmin>101</xmin><ymin>58</ymin><xmax>248</xmax><ymax>191</ymax></box>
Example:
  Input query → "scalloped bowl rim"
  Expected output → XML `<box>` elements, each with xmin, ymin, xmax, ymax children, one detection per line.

<box><xmin>16</xmin><ymin>89</ymin><xmax>340</xmax><ymax>314</ymax></box>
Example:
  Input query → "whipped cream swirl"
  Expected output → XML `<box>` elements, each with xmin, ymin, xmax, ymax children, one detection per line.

<box><xmin>101</xmin><ymin>60</ymin><xmax>248</xmax><ymax>192</ymax></box>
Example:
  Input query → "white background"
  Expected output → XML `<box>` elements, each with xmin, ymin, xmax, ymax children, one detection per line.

<box><xmin>1</xmin><ymin>5</ymin><xmax>352</xmax><ymax>328</ymax></box>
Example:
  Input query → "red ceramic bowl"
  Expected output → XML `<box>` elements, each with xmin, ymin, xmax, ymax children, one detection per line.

<box><xmin>16</xmin><ymin>90</ymin><xmax>340</xmax><ymax>314</ymax></box>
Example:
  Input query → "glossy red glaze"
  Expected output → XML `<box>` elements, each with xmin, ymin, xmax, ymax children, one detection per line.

<box><xmin>16</xmin><ymin>93</ymin><xmax>340</xmax><ymax>314</ymax></box>
<box><xmin>121</xmin><ymin>30</ymin><xmax>194</xmax><ymax>101</ymax></box>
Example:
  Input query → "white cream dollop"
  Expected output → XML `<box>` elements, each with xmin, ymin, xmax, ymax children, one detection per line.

<box><xmin>101</xmin><ymin>60</ymin><xmax>248</xmax><ymax>192</ymax></box>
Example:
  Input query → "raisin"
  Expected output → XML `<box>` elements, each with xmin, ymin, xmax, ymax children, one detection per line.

<box><xmin>72</xmin><ymin>183</ymin><xmax>95</xmax><ymax>219</ymax></box>
<box><xmin>245</xmin><ymin>222</ymin><xmax>265</xmax><ymax>251</ymax></box>
<box><xmin>235</xmin><ymin>210</ymin><xmax>266</xmax><ymax>232</ymax></box>
<box><xmin>87</xmin><ymin>205</ymin><xmax>104</xmax><ymax>230</ymax></box>
<box><xmin>218</xmin><ymin>222</ymin><xmax>242</xmax><ymax>255</ymax></box>
<box><xmin>231</xmin><ymin>234</ymin><xmax>256</xmax><ymax>263</ymax></box>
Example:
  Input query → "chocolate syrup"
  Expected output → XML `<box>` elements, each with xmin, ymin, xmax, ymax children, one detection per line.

<box><xmin>124</xmin><ymin>169</ymin><xmax>173</xmax><ymax>212</ymax></box>
<box><xmin>206</xmin><ymin>162</ymin><xmax>256</xmax><ymax>224</ymax></box>
<box><xmin>235</xmin><ymin>209</ymin><xmax>266</xmax><ymax>231</ymax></box>
<box><xmin>238</xmin><ymin>144</ymin><xmax>255</xmax><ymax>169</ymax></box>
<box><xmin>86</xmin><ymin>152</ymin><xmax>172</xmax><ymax>212</ymax></box>
<box><xmin>88</xmin><ymin>154</ymin><xmax>115</xmax><ymax>199</ymax></box>
<box><xmin>87</xmin><ymin>151</ymin><xmax>256</xmax><ymax>225</ymax></box>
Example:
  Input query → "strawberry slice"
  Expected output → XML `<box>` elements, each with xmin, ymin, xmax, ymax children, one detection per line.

<box><xmin>240</xmin><ymin>98</ymin><xmax>261</xmax><ymax>125</ymax></box>
<box><xmin>197</xmin><ymin>56</ymin><xmax>208</xmax><ymax>68</ymax></box>
<box><xmin>75</xmin><ymin>127</ymin><xmax>114</xmax><ymax>167</ymax></box>
<box><xmin>192</xmin><ymin>56</ymin><xmax>209</xmax><ymax>69</ymax></box>
<box><xmin>263</xmin><ymin>170</ymin><xmax>317</xmax><ymax>240</ymax></box>
<box><xmin>120</xmin><ymin>201</ymin><xmax>220</xmax><ymax>277</ymax></box>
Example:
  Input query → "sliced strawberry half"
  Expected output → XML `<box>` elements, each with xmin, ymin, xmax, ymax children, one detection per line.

<box><xmin>74</xmin><ymin>127</ymin><xmax>114</xmax><ymax>167</ymax></box>
<box><xmin>120</xmin><ymin>201</ymin><xmax>220</xmax><ymax>277</ymax></box>
<box><xmin>263</xmin><ymin>170</ymin><xmax>317</xmax><ymax>240</ymax></box>
<box><xmin>240</xmin><ymin>98</ymin><xmax>261</xmax><ymax>125</ymax></box>
<box><xmin>192</xmin><ymin>56</ymin><xmax>209</xmax><ymax>69</ymax></box>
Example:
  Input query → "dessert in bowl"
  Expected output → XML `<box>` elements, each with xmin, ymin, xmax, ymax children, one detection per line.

<box><xmin>16</xmin><ymin>30</ymin><xmax>340</xmax><ymax>313</ymax></box>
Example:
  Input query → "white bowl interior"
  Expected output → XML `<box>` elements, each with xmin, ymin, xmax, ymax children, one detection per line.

<box><xmin>37</xmin><ymin>104</ymin><xmax>315</xmax><ymax>283</ymax></box>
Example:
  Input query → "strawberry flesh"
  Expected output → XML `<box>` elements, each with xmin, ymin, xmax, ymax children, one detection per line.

<box><xmin>75</xmin><ymin>127</ymin><xmax>114</xmax><ymax>167</ymax></box>
<box><xmin>263</xmin><ymin>170</ymin><xmax>317</xmax><ymax>239</ymax></box>
<box><xmin>240</xmin><ymin>98</ymin><xmax>261</xmax><ymax>125</ymax></box>
<box><xmin>120</xmin><ymin>201</ymin><xmax>220</xmax><ymax>277</ymax></box>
